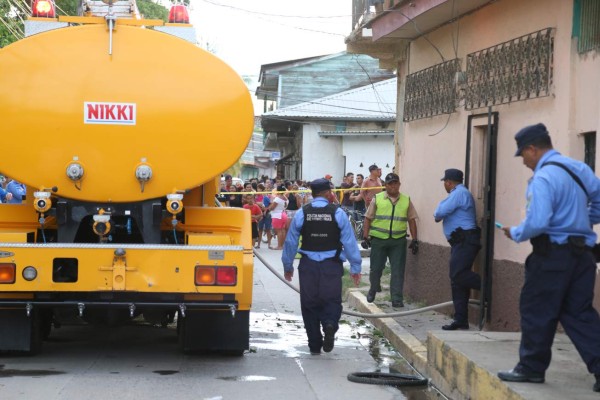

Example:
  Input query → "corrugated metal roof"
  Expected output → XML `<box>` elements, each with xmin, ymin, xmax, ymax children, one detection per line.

<box><xmin>264</xmin><ymin>77</ymin><xmax>397</xmax><ymax>120</ymax></box>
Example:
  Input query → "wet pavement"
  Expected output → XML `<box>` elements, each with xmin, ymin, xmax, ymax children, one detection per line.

<box><xmin>253</xmin><ymin>245</ymin><xmax>446</xmax><ymax>399</ymax></box>
<box><xmin>255</xmin><ymin>244</ymin><xmax>600</xmax><ymax>400</ymax></box>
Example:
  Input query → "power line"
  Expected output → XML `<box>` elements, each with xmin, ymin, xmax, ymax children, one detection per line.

<box><xmin>197</xmin><ymin>0</ymin><xmax>349</xmax><ymax>37</ymax></box>
<box><xmin>199</xmin><ymin>0</ymin><xmax>350</xmax><ymax>19</ymax></box>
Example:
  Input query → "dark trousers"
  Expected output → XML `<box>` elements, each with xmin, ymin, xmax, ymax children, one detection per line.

<box><xmin>518</xmin><ymin>247</ymin><xmax>600</xmax><ymax>374</ymax></box>
<box><xmin>298</xmin><ymin>256</ymin><xmax>343</xmax><ymax>352</ymax></box>
<box><xmin>449</xmin><ymin>230</ymin><xmax>481</xmax><ymax>323</ymax></box>
<box><xmin>370</xmin><ymin>236</ymin><xmax>407</xmax><ymax>303</ymax></box>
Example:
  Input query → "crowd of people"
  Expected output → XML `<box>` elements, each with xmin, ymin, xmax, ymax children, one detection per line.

<box><xmin>217</xmin><ymin>166</ymin><xmax>386</xmax><ymax>250</ymax></box>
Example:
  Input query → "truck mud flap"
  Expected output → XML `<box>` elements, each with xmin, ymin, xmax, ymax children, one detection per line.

<box><xmin>0</xmin><ymin>309</ymin><xmax>43</xmax><ymax>354</ymax></box>
<box><xmin>178</xmin><ymin>309</ymin><xmax>249</xmax><ymax>355</ymax></box>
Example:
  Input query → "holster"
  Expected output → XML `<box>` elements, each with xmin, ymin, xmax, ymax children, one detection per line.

<box><xmin>530</xmin><ymin>234</ymin><xmax>551</xmax><ymax>256</ymax></box>
<box><xmin>531</xmin><ymin>234</ymin><xmax>589</xmax><ymax>257</ymax></box>
<box><xmin>448</xmin><ymin>228</ymin><xmax>466</xmax><ymax>246</ymax></box>
<box><xmin>592</xmin><ymin>243</ymin><xmax>600</xmax><ymax>263</ymax></box>
<box><xmin>567</xmin><ymin>235</ymin><xmax>587</xmax><ymax>256</ymax></box>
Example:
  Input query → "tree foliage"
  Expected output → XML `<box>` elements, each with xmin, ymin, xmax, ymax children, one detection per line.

<box><xmin>0</xmin><ymin>1</ymin><xmax>25</xmax><ymax>48</ymax></box>
<box><xmin>55</xmin><ymin>0</ymin><xmax>78</xmax><ymax>16</ymax></box>
<box><xmin>137</xmin><ymin>0</ymin><xmax>168</xmax><ymax>21</ymax></box>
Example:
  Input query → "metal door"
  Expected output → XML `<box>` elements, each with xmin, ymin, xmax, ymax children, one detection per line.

<box><xmin>465</xmin><ymin>109</ymin><xmax>498</xmax><ymax>329</ymax></box>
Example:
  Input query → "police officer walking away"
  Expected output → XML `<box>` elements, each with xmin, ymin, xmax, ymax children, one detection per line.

<box><xmin>497</xmin><ymin>123</ymin><xmax>600</xmax><ymax>392</ymax></box>
<box><xmin>433</xmin><ymin>168</ymin><xmax>481</xmax><ymax>330</ymax></box>
<box><xmin>363</xmin><ymin>173</ymin><xmax>418</xmax><ymax>308</ymax></box>
<box><xmin>282</xmin><ymin>178</ymin><xmax>362</xmax><ymax>355</ymax></box>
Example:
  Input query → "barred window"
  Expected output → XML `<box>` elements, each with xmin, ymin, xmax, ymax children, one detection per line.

<box><xmin>465</xmin><ymin>28</ymin><xmax>554</xmax><ymax>110</ymax></box>
<box><xmin>403</xmin><ymin>59</ymin><xmax>460</xmax><ymax>121</ymax></box>
<box><xmin>574</xmin><ymin>0</ymin><xmax>600</xmax><ymax>53</ymax></box>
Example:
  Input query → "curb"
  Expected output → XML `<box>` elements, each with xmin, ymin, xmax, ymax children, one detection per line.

<box><xmin>346</xmin><ymin>289</ymin><xmax>526</xmax><ymax>400</ymax></box>
<box><xmin>427</xmin><ymin>333</ymin><xmax>525</xmax><ymax>400</ymax></box>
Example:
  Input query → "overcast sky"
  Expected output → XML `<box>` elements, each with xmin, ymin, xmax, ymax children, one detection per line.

<box><xmin>187</xmin><ymin>0</ymin><xmax>352</xmax><ymax>77</ymax></box>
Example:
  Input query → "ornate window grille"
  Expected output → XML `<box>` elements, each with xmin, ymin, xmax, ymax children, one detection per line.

<box><xmin>465</xmin><ymin>28</ymin><xmax>554</xmax><ymax>110</ymax></box>
<box><xmin>403</xmin><ymin>59</ymin><xmax>460</xmax><ymax>121</ymax></box>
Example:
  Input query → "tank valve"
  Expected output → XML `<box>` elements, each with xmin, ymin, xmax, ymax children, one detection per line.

<box><xmin>66</xmin><ymin>160</ymin><xmax>84</xmax><ymax>190</ymax></box>
<box><xmin>66</xmin><ymin>162</ymin><xmax>84</xmax><ymax>180</ymax></box>
<box><xmin>93</xmin><ymin>209</ymin><xmax>112</xmax><ymax>240</ymax></box>
<box><xmin>135</xmin><ymin>163</ymin><xmax>153</xmax><ymax>192</ymax></box>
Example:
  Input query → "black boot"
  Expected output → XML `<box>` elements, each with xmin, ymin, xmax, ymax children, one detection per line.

<box><xmin>366</xmin><ymin>289</ymin><xmax>376</xmax><ymax>303</ymax></box>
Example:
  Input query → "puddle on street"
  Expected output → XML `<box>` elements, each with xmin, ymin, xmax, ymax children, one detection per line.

<box><xmin>250</xmin><ymin>312</ymin><xmax>448</xmax><ymax>399</ymax></box>
<box><xmin>0</xmin><ymin>364</ymin><xmax>65</xmax><ymax>378</ymax></box>
<box><xmin>153</xmin><ymin>370</ymin><xmax>180</xmax><ymax>376</ymax></box>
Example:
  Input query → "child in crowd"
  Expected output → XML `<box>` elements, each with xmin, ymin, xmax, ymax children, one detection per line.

<box><xmin>243</xmin><ymin>194</ymin><xmax>262</xmax><ymax>248</ymax></box>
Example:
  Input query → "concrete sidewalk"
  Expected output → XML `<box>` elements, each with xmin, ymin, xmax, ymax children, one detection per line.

<box><xmin>255</xmin><ymin>244</ymin><xmax>598</xmax><ymax>399</ymax></box>
<box><xmin>346</xmin><ymin>252</ymin><xmax>599</xmax><ymax>400</ymax></box>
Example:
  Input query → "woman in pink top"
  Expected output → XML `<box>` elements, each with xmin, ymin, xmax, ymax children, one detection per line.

<box><xmin>268</xmin><ymin>185</ymin><xmax>288</xmax><ymax>250</ymax></box>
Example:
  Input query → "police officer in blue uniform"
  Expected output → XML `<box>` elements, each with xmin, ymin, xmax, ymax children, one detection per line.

<box><xmin>497</xmin><ymin>123</ymin><xmax>600</xmax><ymax>392</ymax></box>
<box><xmin>434</xmin><ymin>168</ymin><xmax>481</xmax><ymax>330</ymax></box>
<box><xmin>282</xmin><ymin>178</ymin><xmax>361</xmax><ymax>355</ymax></box>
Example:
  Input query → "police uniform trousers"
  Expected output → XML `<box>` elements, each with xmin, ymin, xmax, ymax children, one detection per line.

<box><xmin>298</xmin><ymin>256</ymin><xmax>344</xmax><ymax>352</ymax></box>
<box><xmin>449</xmin><ymin>230</ymin><xmax>481</xmax><ymax>324</ymax></box>
<box><xmin>370</xmin><ymin>236</ymin><xmax>407</xmax><ymax>304</ymax></box>
<box><xmin>518</xmin><ymin>246</ymin><xmax>600</xmax><ymax>374</ymax></box>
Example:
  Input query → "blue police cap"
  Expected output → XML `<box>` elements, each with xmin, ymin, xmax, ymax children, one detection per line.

<box><xmin>514</xmin><ymin>123</ymin><xmax>550</xmax><ymax>156</ymax></box>
<box><xmin>441</xmin><ymin>168</ymin><xmax>463</xmax><ymax>182</ymax></box>
<box><xmin>310</xmin><ymin>178</ymin><xmax>331</xmax><ymax>193</ymax></box>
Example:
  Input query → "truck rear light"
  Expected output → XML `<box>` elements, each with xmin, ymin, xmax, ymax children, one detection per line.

<box><xmin>168</xmin><ymin>4</ymin><xmax>190</xmax><ymax>24</ymax></box>
<box><xmin>0</xmin><ymin>264</ymin><xmax>16</xmax><ymax>284</ymax></box>
<box><xmin>195</xmin><ymin>266</ymin><xmax>215</xmax><ymax>285</ymax></box>
<box><xmin>22</xmin><ymin>266</ymin><xmax>38</xmax><ymax>281</ymax></box>
<box><xmin>195</xmin><ymin>266</ymin><xmax>237</xmax><ymax>286</ymax></box>
<box><xmin>217</xmin><ymin>267</ymin><xmax>237</xmax><ymax>286</ymax></box>
<box><xmin>32</xmin><ymin>0</ymin><xmax>56</xmax><ymax>18</ymax></box>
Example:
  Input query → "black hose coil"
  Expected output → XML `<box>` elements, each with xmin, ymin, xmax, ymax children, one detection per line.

<box><xmin>347</xmin><ymin>372</ymin><xmax>428</xmax><ymax>386</ymax></box>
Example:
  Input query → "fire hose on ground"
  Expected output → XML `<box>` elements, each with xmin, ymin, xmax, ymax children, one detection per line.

<box><xmin>253</xmin><ymin>249</ymin><xmax>478</xmax><ymax>318</ymax></box>
<box><xmin>253</xmin><ymin>249</ymin><xmax>481</xmax><ymax>388</ymax></box>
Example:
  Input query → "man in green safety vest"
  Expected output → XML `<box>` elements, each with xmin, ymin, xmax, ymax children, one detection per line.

<box><xmin>362</xmin><ymin>173</ymin><xmax>419</xmax><ymax>307</ymax></box>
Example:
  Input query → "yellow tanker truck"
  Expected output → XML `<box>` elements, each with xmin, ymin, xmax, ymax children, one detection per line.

<box><xmin>0</xmin><ymin>0</ymin><xmax>254</xmax><ymax>354</ymax></box>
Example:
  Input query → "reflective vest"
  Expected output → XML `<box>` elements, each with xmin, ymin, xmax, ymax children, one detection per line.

<box><xmin>369</xmin><ymin>192</ymin><xmax>409</xmax><ymax>239</ymax></box>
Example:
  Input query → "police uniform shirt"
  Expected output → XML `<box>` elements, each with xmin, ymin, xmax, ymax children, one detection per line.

<box><xmin>282</xmin><ymin>197</ymin><xmax>361</xmax><ymax>274</ymax></box>
<box><xmin>510</xmin><ymin>149</ymin><xmax>600</xmax><ymax>246</ymax></box>
<box><xmin>433</xmin><ymin>184</ymin><xmax>477</xmax><ymax>240</ymax></box>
